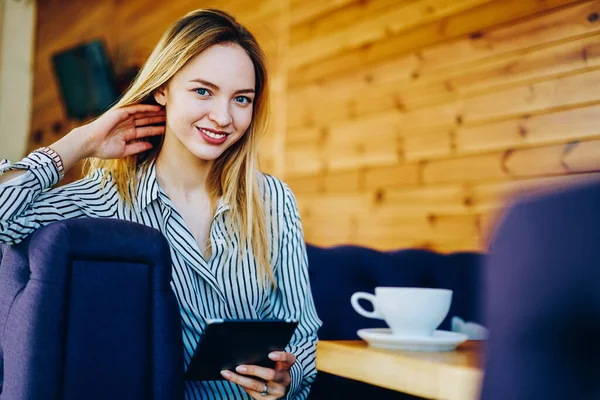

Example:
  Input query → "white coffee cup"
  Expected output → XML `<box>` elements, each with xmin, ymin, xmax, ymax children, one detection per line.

<box><xmin>351</xmin><ymin>287</ymin><xmax>452</xmax><ymax>337</ymax></box>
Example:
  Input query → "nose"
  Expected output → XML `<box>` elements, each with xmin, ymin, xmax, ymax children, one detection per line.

<box><xmin>208</xmin><ymin>99</ymin><xmax>233</xmax><ymax>128</ymax></box>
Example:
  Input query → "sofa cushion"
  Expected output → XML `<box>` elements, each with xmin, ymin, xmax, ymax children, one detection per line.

<box><xmin>307</xmin><ymin>245</ymin><xmax>483</xmax><ymax>340</ymax></box>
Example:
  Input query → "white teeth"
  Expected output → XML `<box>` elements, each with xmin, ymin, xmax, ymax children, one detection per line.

<box><xmin>200</xmin><ymin>128</ymin><xmax>226</xmax><ymax>139</ymax></box>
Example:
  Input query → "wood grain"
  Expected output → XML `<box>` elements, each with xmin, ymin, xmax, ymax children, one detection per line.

<box><xmin>31</xmin><ymin>0</ymin><xmax>600</xmax><ymax>252</ymax></box>
<box><xmin>316</xmin><ymin>341</ymin><xmax>483</xmax><ymax>399</ymax></box>
<box><xmin>288</xmin><ymin>0</ymin><xmax>581</xmax><ymax>88</ymax></box>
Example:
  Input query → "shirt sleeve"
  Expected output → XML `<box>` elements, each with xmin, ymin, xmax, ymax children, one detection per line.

<box><xmin>0</xmin><ymin>151</ymin><xmax>115</xmax><ymax>245</ymax></box>
<box><xmin>269</xmin><ymin>184</ymin><xmax>322</xmax><ymax>400</ymax></box>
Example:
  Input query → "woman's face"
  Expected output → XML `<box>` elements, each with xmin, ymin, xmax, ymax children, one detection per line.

<box><xmin>154</xmin><ymin>43</ymin><xmax>256</xmax><ymax>161</ymax></box>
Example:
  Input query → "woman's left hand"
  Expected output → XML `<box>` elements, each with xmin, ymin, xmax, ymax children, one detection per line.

<box><xmin>221</xmin><ymin>351</ymin><xmax>296</xmax><ymax>399</ymax></box>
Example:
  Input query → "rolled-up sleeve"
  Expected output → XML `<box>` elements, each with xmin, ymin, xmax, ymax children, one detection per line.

<box><xmin>0</xmin><ymin>151</ymin><xmax>114</xmax><ymax>245</ymax></box>
<box><xmin>269</xmin><ymin>184</ymin><xmax>322</xmax><ymax>399</ymax></box>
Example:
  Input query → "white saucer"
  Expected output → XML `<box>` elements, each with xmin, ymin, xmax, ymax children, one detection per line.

<box><xmin>357</xmin><ymin>328</ymin><xmax>468</xmax><ymax>352</ymax></box>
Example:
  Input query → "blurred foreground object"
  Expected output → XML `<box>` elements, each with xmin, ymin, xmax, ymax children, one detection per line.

<box><xmin>481</xmin><ymin>178</ymin><xmax>600</xmax><ymax>400</ymax></box>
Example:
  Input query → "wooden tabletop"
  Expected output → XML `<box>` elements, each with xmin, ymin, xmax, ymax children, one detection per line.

<box><xmin>316</xmin><ymin>340</ymin><xmax>484</xmax><ymax>400</ymax></box>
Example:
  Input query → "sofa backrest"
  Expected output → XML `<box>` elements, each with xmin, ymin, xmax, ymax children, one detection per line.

<box><xmin>306</xmin><ymin>244</ymin><xmax>483</xmax><ymax>340</ymax></box>
<box><xmin>0</xmin><ymin>218</ymin><xmax>184</xmax><ymax>400</ymax></box>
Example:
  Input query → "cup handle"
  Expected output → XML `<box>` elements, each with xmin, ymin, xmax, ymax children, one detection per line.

<box><xmin>351</xmin><ymin>292</ymin><xmax>383</xmax><ymax>320</ymax></box>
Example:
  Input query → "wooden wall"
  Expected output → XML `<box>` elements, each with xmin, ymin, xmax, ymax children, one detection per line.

<box><xmin>285</xmin><ymin>0</ymin><xmax>600</xmax><ymax>251</ymax></box>
<box><xmin>29</xmin><ymin>0</ymin><xmax>288</xmax><ymax>179</ymax></box>
<box><xmin>29</xmin><ymin>0</ymin><xmax>600</xmax><ymax>252</ymax></box>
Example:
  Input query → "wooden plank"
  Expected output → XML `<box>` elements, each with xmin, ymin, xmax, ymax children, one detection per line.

<box><xmin>399</xmin><ymin>67</ymin><xmax>600</xmax><ymax>133</ymax></box>
<box><xmin>422</xmin><ymin>153</ymin><xmax>506</xmax><ymax>184</ymax></box>
<box><xmin>462</xmin><ymin>67</ymin><xmax>600</xmax><ymax>124</ymax></box>
<box><xmin>297</xmin><ymin>196</ymin><xmax>371</xmax><ymax>244</ymax></box>
<box><xmin>290</xmin><ymin>0</ymin><xmax>357</xmax><ymax>27</ymax></box>
<box><xmin>31</xmin><ymin>104</ymin><xmax>67</xmax><ymax>133</ymax></box>
<box><xmin>304</xmin><ymin>171</ymin><xmax>600</xmax><ymax>251</ymax></box>
<box><xmin>431</xmin><ymin>239</ymin><xmax>482</xmax><ymax>253</ymax></box>
<box><xmin>357</xmin><ymin>214</ymin><xmax>480</xmax><ymax>240</ymax></box>
<box><xmin>287</xmin><ymin>170</ymin><xmax>365</xmax><ymax>195</ymax></box>
<box><xmin>457</xmin><ymin>104</ymin><xmax>600</xmax><ymax>154</ymax></box>
<box><xmin>288</xmin><ymin>0</ymin><xmax>580</xmax><ymax>88</ymax></box>
<box><xmin>506</xmin><ymin>145</ymin><xmax>568</xmax><ymax>177</ymax></box>
<box><xmin>440</xmin><ymin>33</ymin><xmax>600</xmax><ymax>95</ymax></box>
<box><xmin>416</xmin><ymin>0</ymin><xmax>600</xmax><ymax>75</ymax></box>
<box><xmin>286</xmin><ymin>126</ymin><xmax>324</xmax><ymax>146</ymax></box>
<box><xmin>327</xmin><ymin>112</ymin><xmax>402</xmax><ymax>145</ymax></box>
<box><xmin>364</xmin><ymin>163</ymin><xmax>421</xmax><ymax>190</ymax></box>
<box><xmin>291</xmin><ymin>0</ymin><xmax>415</xmax><ymax>44</ymax></box>
<box><xmin>286</xmin><ymin>75</ymin><xmax>405</xmax><ymax>131</ymax></box>
<box><xmin>35</xmin><ymin>1</ymin><xmax>115</xmax><ymax>51</ymax></box>
<box><xmin>287</xmin><ymin>1</ymin><xmax>598</xmax><ymax>128</ymax></box>
<box><xmin>404</xmin><ymin>129</ymin><xmax>453</xmax><ymax>161</ymax></box>
<box><xmin>322</xmin><ymin>170</ymin><xmax>363</xmax><ymax>194</ymax></box>
<box><xmin>284</xmin><ymin>144</ymin><xmax>323</xmax><ymax>177</ymax></box>
<box><xmin>303</xmin><ymin>216</ymin><xmax>355</xmax><ymax>246</ymax></box>
<box><xmin>296</xmin><ymin>194</ymin><xmax>373</xmax><ymax>218</ymax></box>
<box><xmin>305</xmin><ymin>213</ymin><xmax>482</xmax><ymax>251</ymax></box>
<box><xmin>563</xmin><ymin>139</ymin><xmax>600</xmax><ymax>172</ymax></box>
<box><xmin>286</xmin><ymin>175</ymin><xmax>322</xmax><ymax>195</ymax></box>
<box><xmin>468</xmin><ymin>173</ymin><xmax>600</xmax><ymax>213</ymax></box>
<box><xmin>422</xmin><ymin>140</ymin><xmax>600</xmax><ymax>185</ymax></box>
<box><xmin>291</xmin><ymin>62</ymin><xmax>600</xmax><ymax>133</ymax></box>
<box><xmin>327</xmin><ymin>141</ymin><xmax>399</xmax><ymax>172</ymax></box>
<box><xmin>399</xmin><ymin>32</ymin><xmax>600</xmax><ymax>109</ymax></box>
<box><xmin>288</xmin><ymin>0</ymin><xmax>493</xmax><ymax>69</ymax></box>
<box><xmin>373</xmin><ymin>185</ymin><xmax>470</xmax><ymax>217</ymax></box>
<box><xmin>290</xmin><ymin>3</ymin><xmax>600</xmax><ymax>111</ymax></box>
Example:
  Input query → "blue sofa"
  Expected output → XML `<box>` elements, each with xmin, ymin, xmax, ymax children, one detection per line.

<box><xmin>0</xmin><ymin>219</ymin><xmax>184</xmax><ymax>400</ymax></box>
<box><xmin>0</xmin><ymin>218</ymin><xmax>483</xmax><ymax>400</ymax></box>
<box><xmin>306</xmin><ymin>244</ymin><xmax>483</xmax><ymax>399</ymax></box>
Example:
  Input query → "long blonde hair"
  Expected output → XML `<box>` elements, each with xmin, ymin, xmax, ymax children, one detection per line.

<box><xmin>85</xmin><ymin>9</ymin><xmax>274</xmax><ymax>285</ymax></box>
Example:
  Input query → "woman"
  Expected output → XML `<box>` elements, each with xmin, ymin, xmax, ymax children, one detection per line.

<box><xmin>0</xmin><ymin>9</ymin><xmax>321</xmax><ymax>400</ymax></box>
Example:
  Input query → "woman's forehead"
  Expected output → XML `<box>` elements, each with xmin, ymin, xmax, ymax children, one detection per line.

<box><xmin>177</xmin><ymin>44</ymin><xmax>255</xmax><ymax>90</ymax></box>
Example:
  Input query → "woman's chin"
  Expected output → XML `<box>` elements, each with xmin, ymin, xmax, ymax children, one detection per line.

<box><xmin>187</xmin><ymin>146</ymin><xmax>226</xmax><ymax>162</ymax></box>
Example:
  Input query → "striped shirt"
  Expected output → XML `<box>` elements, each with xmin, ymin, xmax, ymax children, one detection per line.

<box><xmin>0</xmin><ymin>151</ymin><xmax>322</xmax><ymax>399</ymax></box>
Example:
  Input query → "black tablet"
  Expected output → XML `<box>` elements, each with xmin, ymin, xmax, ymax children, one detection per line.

<box><xmin>185</xmin><ymin>319</ymin><xmax>299</xmax><ymax>381</ymax></box>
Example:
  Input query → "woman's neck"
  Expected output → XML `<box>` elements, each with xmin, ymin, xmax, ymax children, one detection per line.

<box><xmin>155</xmin><ymin>134</ymin><xmax>213</xmax><ymax>197</ymax></box>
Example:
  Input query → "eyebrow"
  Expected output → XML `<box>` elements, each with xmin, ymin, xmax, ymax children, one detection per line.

<box><xmin>190</xmin><ymin>79</ymin><xmax>255</xmax><ymax>95</ymax></box>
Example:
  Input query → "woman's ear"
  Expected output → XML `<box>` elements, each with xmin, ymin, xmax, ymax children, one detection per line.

<box><xmin>154</xmin><ymin>86</ymin><xmax>167</xmax><ymax>106</ymax></box>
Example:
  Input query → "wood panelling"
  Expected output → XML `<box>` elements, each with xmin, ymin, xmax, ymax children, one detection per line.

<box><xmin>30</xmin><ymin>0</ymin><xmax>600</xmax><ymax>252</ymax></box>
<box><xmin>288</xmin><ymin>0</ymin><xmax>582</xmax><ymax>87</ymax></box>
<box><xmin>29</xmin><ymin>0</ymin><xmax>288</xmax><ymax>180</ymax></box>
<box><xmin>286</xmin><ymin>0</ymin><xmax>600</xmax><ymax>252</ymax></box>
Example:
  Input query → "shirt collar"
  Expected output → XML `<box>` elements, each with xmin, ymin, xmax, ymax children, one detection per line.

<box><xmin>134</xmin><ymin>159</ymin><xmax>231</xmax><ymax>214</ymax></box>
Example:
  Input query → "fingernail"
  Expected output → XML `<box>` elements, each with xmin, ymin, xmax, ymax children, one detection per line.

<box><xmin>221</xmin><ymin>370</ymin><xmax>231</xmax><ymax>379</ymax></box>
<box><xmin>269</xmin><ymin>352</ymin><xmax>280</xmax><ymax>361</ymax></box>
<box><xmin>236</xmin><ymin>365</ymin><xmax>247</xmax><ymax>373</ymax></box>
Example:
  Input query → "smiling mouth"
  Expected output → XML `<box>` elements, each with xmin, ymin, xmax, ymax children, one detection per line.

<box><xmin>199</xmin><ymin>128</ymin><xmax>227</xmax><ymax>139</ymax></box>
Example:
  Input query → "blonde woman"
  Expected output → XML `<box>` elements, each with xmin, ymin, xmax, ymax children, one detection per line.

<box><xmin>0</xmin><ymin>9</ymin><xmax>321</xmax><ymax>400</ymax></box>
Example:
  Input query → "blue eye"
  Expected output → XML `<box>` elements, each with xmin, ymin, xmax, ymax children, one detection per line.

<box><xmin>235</xmin><ymin>96</ymin><xmax>252</xmax><ymax>105</ymax></box>
<box><xmin>195</xmin><ymin>88</ymin><xmax>210</xmax><ymax>96</ymax></box>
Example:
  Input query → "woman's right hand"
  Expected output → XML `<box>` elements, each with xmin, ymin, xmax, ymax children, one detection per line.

<box><xmin>82</xmin><ymin>104</ymin><xmax>166</xmax><ymax>160</ymax></box>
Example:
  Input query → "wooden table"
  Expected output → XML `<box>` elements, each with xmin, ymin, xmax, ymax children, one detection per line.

<box><xmin>316</xmin><ymin>340</ymin><xmax>484</xmax><ymax>400</ymax></box>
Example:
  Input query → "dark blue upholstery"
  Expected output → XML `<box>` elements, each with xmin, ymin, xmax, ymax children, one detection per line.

<box><xmin>306</xmin><ymin>244</ymin><xmax>483</xmax><ymax>399</ymax></box>
<box><xmin>0</xmin><ymin>218</ymin><xmax>184</xmax><ymax>400</ymax></box>
<box><xmin>481</xmin><ymin>179</ymin><xmax>600</xmax><ymax>400</ymax></box>
<box><xmin>307</xmin><ymin>245</ymin><xmax>483</xmax><ymax>340</ymax></box>
<box><xmin>0</xmin><ymin>217</ymin><xmax>483</xmax><ymax>400</ymax></box>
